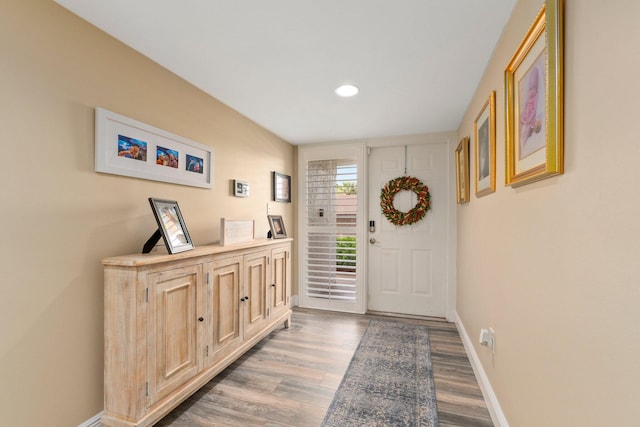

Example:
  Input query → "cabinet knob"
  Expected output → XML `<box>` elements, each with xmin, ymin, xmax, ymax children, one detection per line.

<box><xmin>271</xmin><ymin>284</ymin><xmax>276</xmax><ymax>288</ymax></box>
<box><xmin>198</xmin><ymin>317</ymin><xmax>204</xmax><ymax>322</ymax></box>
<box><xmin>240</xmin><ymin>297</ymin><xmax>245</xmax><ymax>302</ymax></box>
<box><xmin>245</xmin><ymin>296</ymin><xmax>249</xmax><ymax>300</ymax></box>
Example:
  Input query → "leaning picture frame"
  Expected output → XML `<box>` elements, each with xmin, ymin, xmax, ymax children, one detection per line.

<box><xmin>272</xmin><ymin>172</ymin><xmax>291</xmax><ymax>203</ymax></box>
<box><xmin>505</xmin><ymin>0</ymin><xmax>563</xmax><ymax>187</ymax></box>
<box><xmin>95</xmin><ymin>108</ymin><xmax>214</xmax><ymax>189</ymax></box>
<box><xmin>475</xmin><ymin>91</ymin><xmax>496</xmax><ymax>197</ymax></box>
<box><xmin>455</xmin><ymin>137</ymin><xmax>470</xmax><ymax>204</ymax></box>
<box><xmin>267</xmin><ymin>215</ymin><xmax>287</xmax><ymax>239</ymax></box>
<box><xmin>147</xmin><ymin>198</ymin><xmax>195</xmax><ymax>254</ymax></box>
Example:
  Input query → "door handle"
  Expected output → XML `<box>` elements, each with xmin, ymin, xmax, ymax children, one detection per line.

<box><xmin>369</xmin><ymin>238</ymin><xmax>379</xmax><ymax>244</ymax></box>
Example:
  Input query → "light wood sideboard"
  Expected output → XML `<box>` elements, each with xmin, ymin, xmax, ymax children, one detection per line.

<box><xmin>101</xmin><ymin>238</ymin><xmax>292</xmax><ymax>427</ymax></box>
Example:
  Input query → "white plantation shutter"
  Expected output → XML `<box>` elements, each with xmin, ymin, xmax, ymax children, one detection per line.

<box><xmin>305</xmin><ymin>160</ymin><xmax>358</xmax><ymax>302</ymax></box>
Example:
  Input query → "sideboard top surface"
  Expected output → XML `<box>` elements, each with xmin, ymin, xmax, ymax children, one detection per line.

<box><xmin>102</xmin><ymin>237</ymin><xmax>292</xmax><ymax>267</ymax></box>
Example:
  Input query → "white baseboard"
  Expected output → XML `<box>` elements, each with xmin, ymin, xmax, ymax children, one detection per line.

<box><xmin>78</xmin><ymin>412</ymin><xmax>102</xmax><ymax>427</ymax></box>
<box><xmin>454</xmin><ymin>312</ymin><xmax>510</xmax><ymax>427</ymax></box>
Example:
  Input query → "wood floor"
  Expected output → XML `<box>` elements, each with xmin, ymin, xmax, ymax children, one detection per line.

<box><xmin>156</xmin><ymin>307</ymin><xmax>492</xmax><ymax>427</ymax></box>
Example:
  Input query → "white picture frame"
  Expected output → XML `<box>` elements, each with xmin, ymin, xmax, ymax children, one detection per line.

<box><xmin>95</xmin><ymin>108</ymin><xmax>214</xmax><ymax>188</ymax></box>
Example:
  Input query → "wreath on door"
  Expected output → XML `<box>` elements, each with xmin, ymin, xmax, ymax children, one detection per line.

<box><xmin>380</xmin><ymin>176</ymin><xmax>431</xmax><ymax>226</ymax></box>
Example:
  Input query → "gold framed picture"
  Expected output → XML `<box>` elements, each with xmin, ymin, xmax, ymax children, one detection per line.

<box><xmin>474</xmin><ymin>91</ymin><xmax>496</xmax><ymax>197</ymax></box>
<box><xmin>455</xmin><ymin>137</ymin><xmax>470</xmax><ymax>204</ymax></box>
<box><xmin>505</xmin><ymin>0</ymin><xmax>564</xmax><ymax>187</ymax></box>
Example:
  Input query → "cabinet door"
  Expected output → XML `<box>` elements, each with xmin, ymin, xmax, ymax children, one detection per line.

<box><xmin>208</xmin><ymin>256</ymin><xmax>243</xmax><ymax>360</ymax></box>
<box><xmin>270</xmin><ymin>245</ymin><xmax>290</xmax><ymax>319</ymax></box>
<box><xmin>147</xmin><ymin>265</ymin><xmax>202</xmax><ymax>405</ymax></box>
<box><xmin>243</xmin><ymin>250</ymin><xmax>269</xmax><ymax>339</ymax></box>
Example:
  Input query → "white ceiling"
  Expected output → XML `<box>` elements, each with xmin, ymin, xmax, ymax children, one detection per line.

<box><xmin>54</xmin><ymin>0</ymin><xmax>516</xmax><ymax>145</ymax></box>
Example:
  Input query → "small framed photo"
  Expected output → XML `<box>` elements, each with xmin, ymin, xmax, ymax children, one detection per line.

<box><xmin>148</xmin><ymin>198</ymin><xmax>194</xmax><ymax>254</ymax></box>
<box><xmin>455</xmin><ymin>137</ymin><xmax>470</xmax><ymax>204</ymax></box>
<box><xmin>474</xmin><ymin>91</ymin><xmax>496</xmax><ymax>197</ymax></box>
<box><xmin>267</xmin><ymin>215</ymin><xmax>287</xmax><ymax>239</ymax></box>
<box><xmin>505</xmin><ymin>0</ymin><xmax>563</xmax><ymax>186</ymax></box>
<box><xmin>233</xmin><ymin>179</ymin><xmax>249</xmax><ymax>197</ymax></box>
<box><xmin>272</xmin><ymin>172</ymin><xmax>291</xmax><ymax>203</ymax></box>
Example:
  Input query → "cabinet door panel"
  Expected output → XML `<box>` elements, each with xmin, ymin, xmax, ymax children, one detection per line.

<box><xmin>147</xmin><ymin>265</ymin><xmax>201</xmax><ymax>405</ymax></box>
<box><xmin>270</xmin><ymin>246</ymin><xmax>290</xmax><ymax>319</ymax></box>
<box><xmin>244</xmin><ymin>251</ymin><xmax>269</xmax><ymax>338</ymax></box>
<box><xmin>209</xmin><ymin>257</ymin><xmax>242</xmax><ymax>359</ymax></box>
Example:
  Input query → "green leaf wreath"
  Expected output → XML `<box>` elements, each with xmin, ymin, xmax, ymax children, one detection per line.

<box><xmin>380</xmin><ymin>176</ymin><xmax>431</xmax><ymax>226</ymax></box>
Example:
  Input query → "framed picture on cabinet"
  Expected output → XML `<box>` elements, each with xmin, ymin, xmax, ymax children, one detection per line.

<box><xmin>474</xmin><ymin>91</ymin><xmax>496</xmax><ymax>197</ymax></box>
<box><xmin>455</xmin><ymin>137</ymin><xmax>470</xmax><ymax>204</ymax></box>
<box><xmin>267</xmin><ymin>215</ymin><xmax>287</xmax><ymax>239</ymax></box>
<box><xmin>505</xmin><ymin>0</ymin><xmax>564</xmax><ymax>187</ymax></box>
<box><xmin>147</xmin><ymin>198</ymin><xmax>194</xmax><ymax>254</ymax></box>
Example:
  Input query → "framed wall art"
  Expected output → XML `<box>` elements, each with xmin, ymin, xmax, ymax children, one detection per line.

<box><xmin>475</xmin><ymin>91</ymin><xmax>496</xmax><ymax>197</ymax></box>
<box><xmin>505</xmin><ymin>0</ymin><xmax>563</xmax><ymax>187</ymax></box>
<box><xmin>455</xmin><ymin>137</ymin><xmax>470</xmax><ymax>204</ymax></box>
<box><xmin>95</xmin><ymin>108</ymin><xmax>214</xmax><ymax>189</ymax></box>
<box><xmin>233</xmin><ymin>179</ymin><xmax>249</xmax><ymax>197</ymax></box>
<box><xmin>272</xmin><ymin>171</ymin><xmax>291</xmax><ymax>202</ymax></box>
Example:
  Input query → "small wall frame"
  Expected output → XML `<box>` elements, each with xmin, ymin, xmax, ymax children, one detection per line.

<box><xmin>233</xmin><ymin>180</ymin><xmax>249</xmax><ymax>197</ymax></box>
<box><xmin>272</xmin><ymin>172</ymin><xmax>291</xmax><ymax>203</ymax></box>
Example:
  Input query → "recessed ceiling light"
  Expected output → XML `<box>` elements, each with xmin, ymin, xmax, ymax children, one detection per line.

<box><xmin>335</xmin><ymin>84</ymin><xmax>359</xmax><ymax>97</ymax></box>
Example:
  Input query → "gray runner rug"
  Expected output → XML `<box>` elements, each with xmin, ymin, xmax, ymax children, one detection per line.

<box><xmin>321</xmin><ymin>320</ymin><xmax>439</xmax><ymax>427</ymax></box>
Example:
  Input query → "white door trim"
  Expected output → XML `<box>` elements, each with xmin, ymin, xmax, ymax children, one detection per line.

<box><xmin>296</xmin><ymin>133</ymin><xmax>456</xmax><ymax>321</ymax></box>
<box><xmin>365</xmin><ymin>132</ymin><xmax>457</xmax><ymax>321</ymax></box>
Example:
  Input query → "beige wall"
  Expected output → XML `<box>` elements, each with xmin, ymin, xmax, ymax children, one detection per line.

<box><xmin>0</xmin><ymin>1</ymin><xmax>293</xmax><ymax>425</ymax></box>
<box><xmin>456</xmin><ymin>0</ymin><xmax>640</xmax><ymax>426</ymax></box>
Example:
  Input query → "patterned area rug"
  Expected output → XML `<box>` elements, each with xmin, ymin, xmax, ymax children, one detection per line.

<box><xmin>321</xmin><ymin>320</ymin><xmax>439</xmax><ymax>427</ymax></box>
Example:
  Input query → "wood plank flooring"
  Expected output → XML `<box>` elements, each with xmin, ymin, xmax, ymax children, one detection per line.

<box><xmin>156</xmin><ymin>308</ymin><xmax>492</xmax><ymax>427</ymax></box>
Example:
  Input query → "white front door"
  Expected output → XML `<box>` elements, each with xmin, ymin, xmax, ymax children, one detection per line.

<box><xmin>367</xmin><ymin>144</ymin><xmax>449</xmax><ymax>317</ymax></box>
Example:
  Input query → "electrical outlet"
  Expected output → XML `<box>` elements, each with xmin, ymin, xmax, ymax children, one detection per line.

<box><xmin>479</xmin><ymin>328</ymin><xmax>496</xmax><ymax>354</ymax></box>
<box><xmin>479</xmin><ymin>328</ymin><xmax>490</xmax><ymax>345</ymax></box>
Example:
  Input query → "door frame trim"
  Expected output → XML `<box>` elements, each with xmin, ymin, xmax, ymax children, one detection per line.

<box><xmin>365</xmin><ymin>132</ymin><xmax>457</xmax><ymax>321</ymax></box>
<box><xmin>296</xmin><ymin>133</ymin><xmax>457</xmax><ymax>321</ymax></box>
